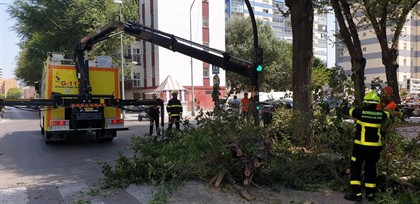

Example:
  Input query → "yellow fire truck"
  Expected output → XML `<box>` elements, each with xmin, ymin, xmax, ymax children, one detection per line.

<box><xmin>39</xmin><ymin>53</ymin><xmax>126</xmax><ymax>143</ymax></box>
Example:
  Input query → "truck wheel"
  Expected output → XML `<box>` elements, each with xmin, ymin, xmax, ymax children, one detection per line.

<box><xmin>96</xmin><ymin>131</ymin><xmax>114</xmax><ymax>142</ymax></box>
<box><xmin>40</xmin><ymin>117</ymin><xmax>45</xmax><ymax>135</ymax></box>
<box><xmin>44</xmin><ymin>132</ymin><xmax>53</xmax><ymax>145</ymax></box>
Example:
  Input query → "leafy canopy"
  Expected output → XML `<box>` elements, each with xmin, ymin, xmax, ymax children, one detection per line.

<box><xmin>8</xmin><ymin>0</ymin><xmax>139</xmax><ymax>85</ymax></box>
<box><xmin>225</xmin><ymin>16</ymin><xmax>293</xmax><ymax>92</ymax></box>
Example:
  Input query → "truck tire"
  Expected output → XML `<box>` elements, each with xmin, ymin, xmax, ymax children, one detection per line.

<box><xmin>40</xmin><ymin>117</ymin><xmax>45</xmax><ymax>135</ymax></box>
<box><xmin>44</xmin><ymin>132</ymin><xmax>53</xmax><ymax>145</ymax></box>
<box><xmin>96</xmin><ymin>131</ymin><xmax>114</xmax><ymax>143</ymax></box>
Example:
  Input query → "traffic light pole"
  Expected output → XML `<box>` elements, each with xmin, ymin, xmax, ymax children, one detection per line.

<box><xmin>244</xmin><ymin>0</ymin><xmax>262</xmax><ymax>126</ymax></box>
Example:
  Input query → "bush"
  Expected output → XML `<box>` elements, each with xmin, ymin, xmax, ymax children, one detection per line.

<box><xmin>99</xmin><ymin>104</ymin><xmax>419</xmax><ymax>202</ymax></box>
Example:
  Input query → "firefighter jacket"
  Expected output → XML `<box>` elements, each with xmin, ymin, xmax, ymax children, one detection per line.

<box><xmin>167</xmin><ymin>98</ymin><xmax>183</xmax><ymax>117</ymax></box>
<box><xmin>342</xmin><ymin>105</ymin><xmax>391</xmax><ymax>147</ymax></box>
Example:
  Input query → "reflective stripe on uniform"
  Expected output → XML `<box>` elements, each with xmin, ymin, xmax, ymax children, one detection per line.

<box><xmin>351</xmin><ymin>156</ymin><xmax>356</xmax><ymax>161</ymax></box>
<box><xmin>365</xmin><ymin>183</ymin><xmax>376</xmax><ymax>188</ymax></box>
<box><xmin>354</xmin><ymin>140</ymin><xmax>383</xmax><ymax>146</ymax></box>
<box><xmin>170</xmin><ymin>114</ymin><xmax>181</xmax><ymax>116</ymax></box>
<box><xmin>349</xmin><ymin>108</ymin><xmax>355</xmax><ymax>117</ymax></box>
<box><xmin>350</xmin><ymin>180</ymin><xmax>361</xmax><ymax>185</ymax></box>
<box><xmin>356</xmin><ymin>120</ymin><xmax>382</xmax><ymax>146</ymax></box>
<box><xmin>356</xmin><ymin>120</ymin><xmax>381</xmax><ymax>128</ymax></box>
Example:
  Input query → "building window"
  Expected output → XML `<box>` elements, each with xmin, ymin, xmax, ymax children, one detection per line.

<box><xmin>403</xmin><ymin>58</ymin><xmax>407</xmax><ymax>66</ymax></box>
<box><xmin>132</xmin><ymin>48</ymin><xmax>141</xmax><ymax>64</ymax></box>
<box><xmin>338</xmin><ymin>49</ymin><xmax>344</xmax><ymax>56</ymax></box>
<box><xmin>403</xmin><ymin>43</ymin><xmax>407</xmax><ymax>50</ymax></box>
<box><xmin>133</xmin><ymin>73</ymin><xmax>141</xmax><ymax>87</ymax></box>
<box><xmin>363</xmin><ymin>47</ymin><xmax>366</xmax><ymax>51</ymax></box>
<box><xmin>263</xmin><ymin>9</ymin><xmax>269</xmax><ymax>13</ymax></box>
<box><xmin>203</xmin><ymin>16</ymin><xmax>209</xmax><ymax>27</ymax></box>
<box><xmin>203</xmin><ymin>68</ymin><xmax>209</xmax><ymax>78</ymax></box>
<box><xmin>363</xmin><ymin>32</ymin><xmax>366</xmax><ymax>37</ymax></box>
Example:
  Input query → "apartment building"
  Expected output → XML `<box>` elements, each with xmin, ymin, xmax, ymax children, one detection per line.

<box><xmin>0</xmin><ymin>78</ymin><xmax>18</xmax><ymax>97</ymax></box>
<box><xmin>129</xmin><ymin>0</ymin><xmax>226</xmax><ymax>113</ymax></box>
<box><xmin>336</xmin><ymin>13</ymin><xmax>420</xmax><ymax>92</ymax></box>
<box><xmin>225</xmin><ymin>0</ymin><xmax>329</xmax><ymax>63</ymax></box>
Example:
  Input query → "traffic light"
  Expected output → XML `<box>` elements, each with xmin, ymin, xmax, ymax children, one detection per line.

<box><xmin>255</xmin><ymin>47</ymin><xmax>263</xmax><ymax>72</ymax></box>
<box><xmin>255</xmin><ymin>101</ymin><xmax>260</xmax><ymax>110</ymax></box>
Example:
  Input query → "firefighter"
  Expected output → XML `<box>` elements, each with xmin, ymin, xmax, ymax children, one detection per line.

<box><xmin>342</xmin><ymin>91</ymin><xmax>392</xmax><ymax>202</ymax></box>
<box><xmin>167</xmin><ymin>90</ymin><xmax>183</xmax><ymax>130</ymax></box>
<box><xmin>149</xmin><ymin>93</ymin><xmax>161</xmax><ymax>136</ymax></box>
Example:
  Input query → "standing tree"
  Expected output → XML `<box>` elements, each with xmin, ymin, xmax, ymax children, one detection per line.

<box><xmin>225</xmin><ymin>17</ymin><xmax>293</xmax><ymax>93</ymax></box>
<box><xmin>8</xmin><ymin>0</ymin><xmax>139</xmax><ymax>85</ymax></box>
<box><xmin>6</xmin><ymin>88</ymin><xmax>22</xmax><ymax>99</ymax></box>
<box><xmin>361</xmin><ymin>0</ymin><xmax>420</xmax><ymax>103</ymax></box>
<box><xmin>329</xmin><ymin>0</ymin><xmax>367</xmax><ymax>106</ymax></box>
<box><xmin>285</xmin><ymin>0</ymin><xmax>314</xmax><ymax>146</ymax></box>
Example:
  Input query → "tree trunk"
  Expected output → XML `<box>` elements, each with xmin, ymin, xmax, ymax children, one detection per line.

<box><xmin>331</xmin><ymin>0</ymin><xmax>367</xmax><ymax>106</ymax></box>
<box><xmin>383</xmin><ymin>49</ymin><xmax>401</xmax><ymax>103</ymax></box>
<box><xmin>285</xmin><ymin>0</ymin><xmax>314</xmax><ymax>146</ymax></box>
<box><xmin>351</xmin><ymin>55</ymin><xmax>366</xmax><ymax>106</ymax></box>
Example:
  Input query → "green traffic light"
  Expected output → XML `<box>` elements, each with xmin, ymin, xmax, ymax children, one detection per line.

<box><xmin>256</xmin><ymin>65</ymin><xmax>263</xmax><ymax>72</ymax></box>
<box><xmin>256</xmin><ymin>105</ymin><xmax>260</xmax><ymax>110</ymax></box>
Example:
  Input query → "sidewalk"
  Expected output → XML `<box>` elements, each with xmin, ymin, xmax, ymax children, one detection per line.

<box><xmin>396</xmin><ymin>125</ymin><xmax>420</xmax><ymax>140</ymax></box>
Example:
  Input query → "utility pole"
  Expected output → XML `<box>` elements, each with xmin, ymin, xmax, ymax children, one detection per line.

<box><xmin>244</xmin><ymin>0</ymin><xmax>263</xmax><ymax>126</ymax></box>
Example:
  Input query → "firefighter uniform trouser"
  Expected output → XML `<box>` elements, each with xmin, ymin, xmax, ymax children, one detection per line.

<box><xmin>350</xmin><ymin>144</ymin><xmax>382</xmax><ymax>195</ymax></box>
<box><xmin>168</xmin><ymin>116</ymin><xmax>180</xmax><ymax>130</ymax></box>
<box><xmin>149</xmin><ymin>115</ymin><xmax>160</xmax><ymax>135</ymax></box>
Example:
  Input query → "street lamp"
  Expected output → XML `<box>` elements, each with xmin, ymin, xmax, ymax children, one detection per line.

<box><xmin>114</xmin><ymin>0</ymin><xmax>125</xmax><ymax>118</ymax></box>
<box><xmin>190</xmin><ymin>0</ymin><xmax>196</xmax><ymax>116</ymax></box>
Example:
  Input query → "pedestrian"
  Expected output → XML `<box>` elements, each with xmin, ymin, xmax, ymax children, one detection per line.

<box><xmin>149</xmin><ymin>93</ymin><xmax>161</xmax><ymax>137</ymax></box>
<box><xmin>341</xmin><ymin>91</ymin><xmax>393</xmax><ymax>202</ymax></box>
<box><xmin>240</xmin><ymin>92</ymin><xmax>250</xmax><ymax>118</ymax></box>
<box><xmin>167</xmin><ymin>90</ymin><xmax>183</xmax><ymax>130</ymax></box>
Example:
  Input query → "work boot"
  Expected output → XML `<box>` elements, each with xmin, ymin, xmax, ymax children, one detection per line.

<box><xmin>366</xmin><ymin>193</ymin><xmax>376</xmax><ymax>201</ymax></box>
<box><xmin>344</xmin><ymin>192</ymin><xmax>362</xmax><ymax>202</ymax></box>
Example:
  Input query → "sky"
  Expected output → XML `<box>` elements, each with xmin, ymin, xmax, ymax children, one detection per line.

<box><xmin>0</xmin><ymin>0</ymin><xmax>19</xmax><ymax>79</ymax></box>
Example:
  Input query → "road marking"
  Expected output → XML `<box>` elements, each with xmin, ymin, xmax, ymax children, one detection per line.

<box><xmin>0</xmin><ymin>186</ymin><xmax>29</xmax><ymax>204</ymax></box>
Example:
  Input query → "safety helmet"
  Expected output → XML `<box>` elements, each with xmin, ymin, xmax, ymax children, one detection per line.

<box><xmin>363</xmin><ymin>91</ymin><xmax>380</xmax><ymax>104</ymax></box>
<box><xmin>172</xmin><ymin>90</ymin><xmax>178</xmax><ymax>95</ymax></box>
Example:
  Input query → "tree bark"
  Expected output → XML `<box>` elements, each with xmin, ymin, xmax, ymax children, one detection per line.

<box><xmin>285</xmin><ymin>0</ymin><xmax>314</xmax><ymax>146</ymax></box>
<box><xmin>331</xmin><ymin>0</ymin><xmax>366</xmax><ymax>106</ymax></box>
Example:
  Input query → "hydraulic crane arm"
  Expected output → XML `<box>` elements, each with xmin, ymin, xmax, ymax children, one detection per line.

<box><xmin>74</xmin><ymin>21</ymin><xmax>252</xmax><ymax>96</ymax></box>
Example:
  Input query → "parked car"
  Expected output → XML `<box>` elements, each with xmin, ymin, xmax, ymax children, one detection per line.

<box><xmin>407</xmin><ymin>103</ymin><xmax>420</xmax><ymax>117</ymax></box>
<box><xmin>137</xmin><ymin>105</ymin><xmax>150</xmax><ymax>121</ymax></box>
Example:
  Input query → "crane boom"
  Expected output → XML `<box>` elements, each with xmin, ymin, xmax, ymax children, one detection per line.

<box><xmin>74</xmin><ymin>21</ymin><xmax>252</xmax><ymax>96</ymax></box>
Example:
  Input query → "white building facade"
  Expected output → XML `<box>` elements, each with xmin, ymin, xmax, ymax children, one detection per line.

<box><xmin>225</xmin><ymin>0</ymin><xmax>329</xmax><ymax>64</ymax></box>
<box><xmin>129</xmin><ymin>0</ymin><xmax>226</xmax><ymax>111</ymax></box>
<box><xmin>336</xmin><ymin>12</ymin><xmax>420</xmax><ymax>92</ymax></box>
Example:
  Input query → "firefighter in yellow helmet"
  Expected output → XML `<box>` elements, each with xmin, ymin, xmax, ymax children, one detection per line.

<box><xmin>341</xmin><ymin>91</ymin><xmax>392</xmax><ymax>202</ymax></box>
<box><xmin>167</xmin><ymin>90</ymin><xmax>183</xmax><ymax>130</ymax></box>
